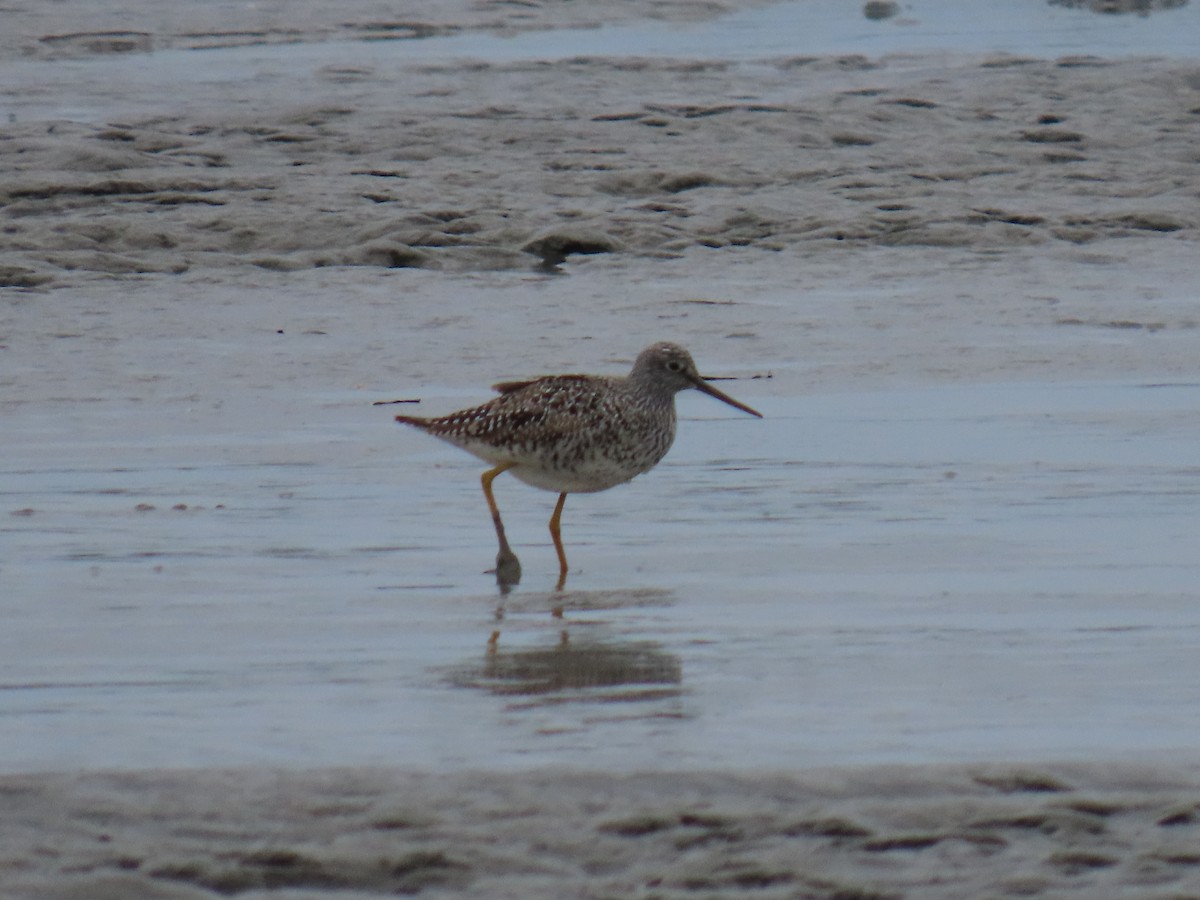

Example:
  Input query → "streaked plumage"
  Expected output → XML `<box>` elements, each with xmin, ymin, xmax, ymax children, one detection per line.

<box><xmin>396</xmin><ymin>342</ymin><xmax>761</xmax><ymax>588</ymax></box>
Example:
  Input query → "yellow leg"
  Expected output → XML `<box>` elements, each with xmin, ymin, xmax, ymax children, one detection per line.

<box><xmin>481</xmin><ymin>463</ymin><xmax>520</xmax><ymax>587</ymax></box>
<box><xmin>550</xmin><ymin>491</ymin><xmax>569</xmax><ymax>591</ymax></box>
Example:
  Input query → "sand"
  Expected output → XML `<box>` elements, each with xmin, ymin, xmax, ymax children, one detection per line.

<box><xmin>4</xmin><ymin>764</ymin><xmax>1200</xmax><ymax>899</ymax></box>
<box><xmin>4</xmin><ymin>0</ymin><xmax>1200</xmax><ymax>896</ymax></box>
<box><xmin>3</xmin><ymin>41</ymin><xmax>1198</xmax><ymax>286</ymax></box>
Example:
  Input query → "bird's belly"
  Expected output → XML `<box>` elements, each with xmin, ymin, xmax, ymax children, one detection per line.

<box><xmin>487</xmin><ymin>408</ymin><xmax>675</xmax><ymax>495</ymax></box>
<box><xmin>509</xmin><ymin>459</ymin><xmax>645</xmax><ymax>494</ymax></box>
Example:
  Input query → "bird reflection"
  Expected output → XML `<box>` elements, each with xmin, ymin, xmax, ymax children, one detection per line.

<box><xmin>1046</xmin><ymin>0</ymin><xmax>1186</xmax><ymax>14</ymax></box>
<box><xmin>490</xmin><ymin>586</ymin><xmax>673</xmax><ymax>637</ymax></box>
<box><xmin>446</xmin><ymin>586</ymin><xmax>680</xmax><ymax>704</ymax></box>
<box><xmin>449</xmin><ymin>634</ymin><xmax>682</xmax><ymax>704</ymax></box>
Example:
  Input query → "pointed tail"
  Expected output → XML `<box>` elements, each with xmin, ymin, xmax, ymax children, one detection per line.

<box><xmin>394</xmin><ymin>414</ymin><xmax>430</xmax><ymax>428</ymax></box>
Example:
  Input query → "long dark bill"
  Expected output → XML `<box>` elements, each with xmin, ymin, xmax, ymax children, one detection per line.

<box><xmin>692</xmin><ymin>376</ymin><xmax>763</xmax><ymax>418</ymax></box>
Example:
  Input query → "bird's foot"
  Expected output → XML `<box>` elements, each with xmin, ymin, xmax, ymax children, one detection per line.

<box><xmin>493</xmin><ymin>547</ymin><xmax>522</xmax><ymax>590</ymax></box>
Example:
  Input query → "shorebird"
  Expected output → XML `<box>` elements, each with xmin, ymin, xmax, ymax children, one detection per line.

<box><xmin>394</xmin><ymin>342</ymin><xmax>762</xmax><ymax>589</ymax></box>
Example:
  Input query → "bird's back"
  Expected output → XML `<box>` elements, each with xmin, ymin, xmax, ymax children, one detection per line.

<box><xmin>397</xmin><ymin>373</ymin><xmax>677</xmax><ymax>493</ymax></box>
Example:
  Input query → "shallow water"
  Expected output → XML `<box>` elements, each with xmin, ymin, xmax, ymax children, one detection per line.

<box><xmin>409</xmin><ymin>0</ymin><xmax>1200</xmax><ymax>61</ymax></box>
<box><xmin>6</xmin><ymin>379</ymin><xmax>1198</xmax><ymax>772</ymax></box>
<box><xmin>3</xmin><ymin>0</ymin><xmax>1199</xmax><ymax>778</ymax></box>
<box><xmin>4</xmin><ymin>0</ymin><xmax>1199</xmax><ymax>124</ymax></box>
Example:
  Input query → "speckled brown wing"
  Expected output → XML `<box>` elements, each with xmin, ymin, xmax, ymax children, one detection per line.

<box><xmin>396</xmin><ymin>375</ymin><xmax>616</xmax><ymax>463</ymax></box>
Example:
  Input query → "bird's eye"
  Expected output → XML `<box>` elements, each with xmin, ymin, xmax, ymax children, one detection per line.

<box><xmin>666</xmin><ymin>360</ymin><xmax>683</xmax><ymax>372</ymax></box>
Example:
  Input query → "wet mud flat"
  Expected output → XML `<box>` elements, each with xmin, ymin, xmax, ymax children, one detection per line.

<box><xmin>2</xmin><ymin>47</ymin><xmax>1198</xmax><ymax>287</ymax></box>
<box><xmin>4</xmin><ymin>763</ymin><xmax>1200</xmax><ymax>899</ymax></box>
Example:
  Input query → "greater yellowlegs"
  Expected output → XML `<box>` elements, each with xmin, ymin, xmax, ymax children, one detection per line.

<box><xmin>395</xmin><ymin>342</ymin><xmax>761</xmax><ymax>588</ymax></box>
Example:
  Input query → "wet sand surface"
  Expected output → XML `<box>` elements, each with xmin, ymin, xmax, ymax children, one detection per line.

<box><xmin>4</xmin><ymin>50</ymin><xmax>1200</xmax><ymax>283</ymax></box>
<box><xmin>6</xmin><ymin>764</ymin><xmax>1200</xmax><ymax>899</ymax></box>
<box><xmin>4</xmin><ymin>1</ymin><xmax>1200</xmax><ymax>897</ymax></box>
